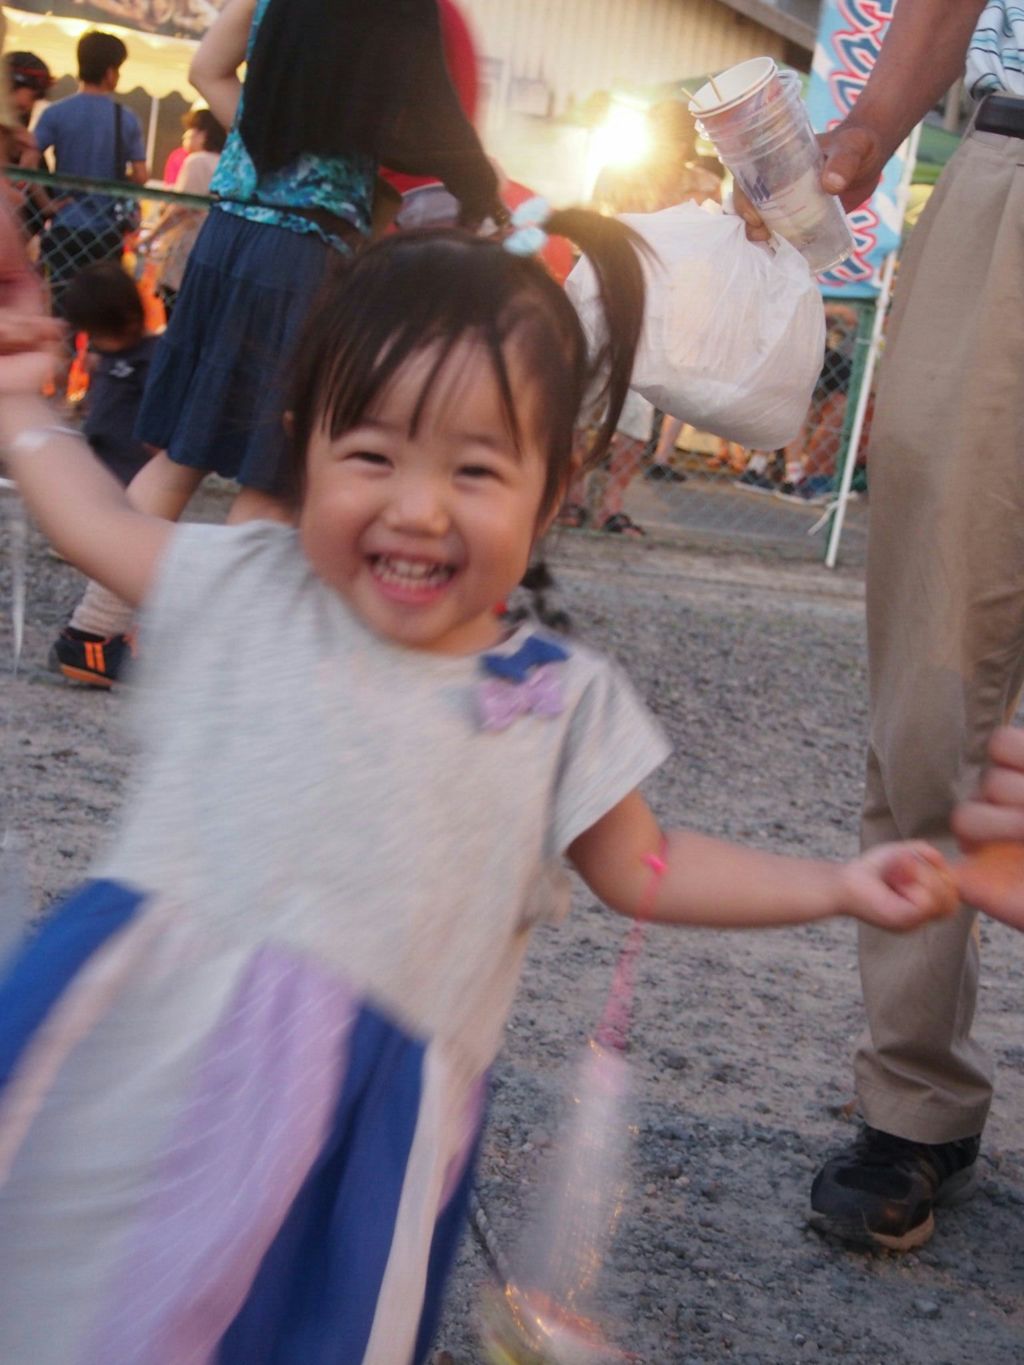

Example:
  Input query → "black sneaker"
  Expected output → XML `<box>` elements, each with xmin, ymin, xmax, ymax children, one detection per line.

<box><xmin>645</xmin><ymin>462</ymin><xmax>687</xmax><ymax>483</ymax></box>
<box><xmin>775</xmin><ymin>475</ymin><xmax>833</xmax><ymax>505</ymax></box>
<box><xmin>50</xmin><ymin>626</ymin><xmax>134</xmax><ymax>688</ymax></box>
<box><xmin>810</xmin><ymin>1125</ymin><xmax>981</xmax><ymax>1251</ymax></box>
<box><xmin>733</xmin><ymin>469</ymin><xmax>777</xmax><ymax>495</ymax></box>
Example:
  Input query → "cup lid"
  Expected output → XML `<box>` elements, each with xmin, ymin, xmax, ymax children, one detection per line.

<box><xmin>689</xmin><ymin>56</ymin><xmax>778</xmax><ymax>116</ymax></box>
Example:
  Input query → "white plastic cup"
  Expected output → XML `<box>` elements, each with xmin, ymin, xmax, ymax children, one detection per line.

<box><xmin>690</xmin><ymin>56</ymin><xmax>783</xmax><ymax>121</ymax></box>
<box><xmin>690</xmin><ymin>61</ymin><xmax>854</xmax><ymax>273</ymax></box>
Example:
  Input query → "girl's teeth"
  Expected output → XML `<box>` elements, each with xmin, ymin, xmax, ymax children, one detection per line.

<box><xmin>375</xmin><ymin>556</ymin><xmax>453</xmax><ymax>586</ymax></box>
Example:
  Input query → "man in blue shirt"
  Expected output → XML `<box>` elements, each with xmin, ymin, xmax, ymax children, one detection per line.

<box><xmin>32</xmin><ymin>29</ymin><xmax>148</xmax><ymax>317</ymax></box>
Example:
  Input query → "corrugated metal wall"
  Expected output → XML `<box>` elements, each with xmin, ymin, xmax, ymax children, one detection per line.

<box><xmin>459</xmin><ymin>0</ymin><xmax>788</xmax><ymax>118</ymax></box>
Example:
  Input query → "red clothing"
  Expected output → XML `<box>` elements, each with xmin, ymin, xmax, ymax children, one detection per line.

<box><xmin>162</xmin><ymin>145</ymin><xmax>187</xmax><ymax>186</ymax></box>
<box><xmin>381</xmin><ymin>0</ymin><xmax>480</xmax><ymax>197</ymax></box>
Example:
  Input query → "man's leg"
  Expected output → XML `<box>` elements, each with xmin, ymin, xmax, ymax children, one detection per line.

<box><xmin>811</xmin><ymin>127</ymin><xmax>1024</xmax><ymax>1248</ymax></box>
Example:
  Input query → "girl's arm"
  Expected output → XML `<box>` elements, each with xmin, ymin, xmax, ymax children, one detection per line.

<box><xmin>0</xmin><ymin>395</ymin><xmax>172</xmax><ymax>608</ymax></box>
<box><xmin>569</xmin><ymin>790</ymin><xmax>955</xmax><ymax>932</ymax></box>
<box><xmin>189</xmin><ymin>0</ymin><xmax>257</xmax><ymax>130</ymax></box>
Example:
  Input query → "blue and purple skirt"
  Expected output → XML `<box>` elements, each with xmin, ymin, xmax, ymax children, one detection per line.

<box><xmin>0</xmin><ymin>879</ymin><xmax>482</xmax><ymax>1364</ymax></box>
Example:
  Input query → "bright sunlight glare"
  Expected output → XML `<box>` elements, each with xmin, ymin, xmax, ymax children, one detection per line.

<box><xmin>591</xmin><ymin>101</ymin><xmax>652</xmax><ymax>170</ymax></box>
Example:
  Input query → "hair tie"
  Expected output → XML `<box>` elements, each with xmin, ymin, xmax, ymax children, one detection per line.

<box><xmin>502</xmin><ymin>195</ymin><xmax>551</xmax><ymax>257</ymax></box>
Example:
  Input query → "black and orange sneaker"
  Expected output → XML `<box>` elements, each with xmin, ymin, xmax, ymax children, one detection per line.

<box><xmin>50</xmin><ymin>626</ymin><xmax>134</xmax><ymax>688</ymax></box>
<box><xmin>809</xmin><ymin>1125</ymin><xmax>981</xmax><ymax>1251</ymax></box>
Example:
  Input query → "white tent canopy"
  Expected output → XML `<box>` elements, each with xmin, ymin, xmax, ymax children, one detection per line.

<box><xmin>3</xmin><ymin>4</ymin><xmax>197</xmax><ymax>99</ymax></box>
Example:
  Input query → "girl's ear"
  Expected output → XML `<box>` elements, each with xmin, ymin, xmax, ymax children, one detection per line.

<box><xmin>282</xmin><ymin>410</ymin><xmax>295</xmax><ymax>438</ymax></box>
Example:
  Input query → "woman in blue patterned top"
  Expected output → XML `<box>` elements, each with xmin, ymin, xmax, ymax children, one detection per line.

<box><xmin>55</xmin><ymin>0</ymin><xmax>501</xmax><ymax>683</ymax></box>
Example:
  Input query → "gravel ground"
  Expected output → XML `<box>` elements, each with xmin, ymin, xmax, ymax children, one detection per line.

<box><xmin>2</xmin><ymin>497</ymin><xmax>1023</xmax><ymax>1365</ymax></box>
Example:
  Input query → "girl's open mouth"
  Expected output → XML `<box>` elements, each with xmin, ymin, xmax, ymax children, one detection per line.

<box><xmin>369</xmin><ymin>554</ymin><xmax>457</xmax><ymax>600</ymax></box>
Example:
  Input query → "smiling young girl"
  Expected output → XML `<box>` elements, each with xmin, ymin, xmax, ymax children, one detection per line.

<box><xmin>0</xmin><ymin>208</ymin><xmax>955</xmax><ymax>1364</ymax></box>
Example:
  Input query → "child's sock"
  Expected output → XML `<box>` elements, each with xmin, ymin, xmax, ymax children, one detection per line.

<box><xmin>69</xmin><ymin>579</ymin><xmax>135</xmax><ymax>638</ymax></box>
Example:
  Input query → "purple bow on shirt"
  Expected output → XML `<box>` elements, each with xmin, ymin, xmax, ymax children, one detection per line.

<box><xmin>478</xmin><ymin>664</ymin><xmax>565</xmax><ymax>731</ymax></box>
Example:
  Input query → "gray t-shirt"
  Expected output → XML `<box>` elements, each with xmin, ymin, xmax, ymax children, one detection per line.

<box><xmin>98</xmin><ymin>522</ymin><xmax>670</xmax><ymax>1074</ymax></box>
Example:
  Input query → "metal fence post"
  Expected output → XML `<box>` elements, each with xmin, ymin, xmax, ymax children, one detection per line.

<box><xmin>820</xmin><ymin>296</ymin><xmax>874</xmax><ymax>562</ymax></box>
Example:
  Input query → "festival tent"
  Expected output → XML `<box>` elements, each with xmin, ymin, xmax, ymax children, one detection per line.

<box><xmin>2</xmin><ymin>5</ymin><xmax>197</xmax><ymax>171</ymax></box>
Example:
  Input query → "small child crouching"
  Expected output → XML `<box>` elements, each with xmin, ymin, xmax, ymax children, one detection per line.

<box><xmin>63</xmin><ymin>261</ymin><xmax>158</xmax><ymax>487</ymax></box>
<box><xmin>52</xmin><ymin>263</ymin><xmax>158</xmax><ymax>684</ymax></box>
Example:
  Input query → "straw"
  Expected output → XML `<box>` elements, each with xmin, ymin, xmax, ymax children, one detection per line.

<box><xmin>709</xmin><ymin>74</ymin><xmax>723</xmax><ymax>102</ymax></box>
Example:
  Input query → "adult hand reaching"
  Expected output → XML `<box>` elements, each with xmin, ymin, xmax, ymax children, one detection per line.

<box><xmin>952</xmin><ymin>728</ymin><xmax>1024</xmax><ymax>931</ymax></box>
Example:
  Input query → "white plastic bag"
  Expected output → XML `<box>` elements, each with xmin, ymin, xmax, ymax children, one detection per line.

<box><xmin>566</xmin><ymin>201</ymin><xmax>826</xmax><ymax>450</ymax></box>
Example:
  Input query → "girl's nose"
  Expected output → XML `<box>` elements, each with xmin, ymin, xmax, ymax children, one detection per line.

<box><xmin>384</xmin><ymin>478</ymin><xmax>450</xmax><ymax>536</ymax></box>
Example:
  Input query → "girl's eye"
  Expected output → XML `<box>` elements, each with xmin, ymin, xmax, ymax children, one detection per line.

<box><xmin>459</xmin><ymin>464</ymin><xmax>499</xmax><ymax>481</ymax></box>
<box><xmin>347</xmin><ymin>450</ymin><xmax>391</xmax><ymax>467</ymax></box>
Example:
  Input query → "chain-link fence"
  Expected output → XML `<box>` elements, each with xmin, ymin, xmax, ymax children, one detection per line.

<box><xmin>4</xmin><ymin>166</ymin><xmax>213</xmax><ymax>385</ymax></box>
<box><xmin>5</xmin><ymin>167</ymin><xmax>875</xmax><ymax>563</ymax></box>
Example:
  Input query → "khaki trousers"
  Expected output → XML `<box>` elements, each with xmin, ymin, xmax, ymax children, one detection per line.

<box><xmin>856</xmin><ymin>124</ymin><xmax>1024</xmax><ymax>1144</ymax></box>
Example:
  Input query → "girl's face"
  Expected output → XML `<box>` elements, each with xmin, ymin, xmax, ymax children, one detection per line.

<box><xmin>183</xmin><ymin>125</ymin><xmax>206</xmax><ymax>154</ymax></box>
<box><xmin>298</xmin><ymin>341</ymin><xmax>552</xmax><ymax>655</ymax></box>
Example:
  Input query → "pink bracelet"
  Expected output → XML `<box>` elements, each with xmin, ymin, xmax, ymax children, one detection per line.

<box><xmin>637</xmin><ymin>841</ymin><xmax>669</xmax><ymax>922</ymax></box>
<box><xmin>595</xmin><ymin>838</ymin><xmax>669</xmax><ymax>1051</ymax></box>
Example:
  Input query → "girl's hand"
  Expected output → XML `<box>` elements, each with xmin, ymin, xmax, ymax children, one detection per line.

<box><xmin>0</xmin><ymin>203</ymin><xmax>62</xmax><ymax>395</ymax></box>
<box><xmin>838</xmin><ymin>842</ymin><xmax>957</xmax><ymax>931</ymax></box>
<box><xmin>950</xmin><ymin>727</ymin><xmax>1024</xmax><ymax>931</ymax></box>
<box><xmin>0</xmin><ymin>314</ymin><xmax>62</xmax><ymax>396</ymax></box>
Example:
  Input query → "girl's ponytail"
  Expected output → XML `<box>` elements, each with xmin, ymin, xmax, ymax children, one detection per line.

<box><xmin>543</xmin><ymin>207</ymin><xmax>649</xmax><ymax>470</ymax></box>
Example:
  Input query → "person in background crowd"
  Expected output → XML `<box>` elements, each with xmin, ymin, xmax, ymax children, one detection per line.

<box><xmin>0</xmin><ymin>15</ymin><xmax>42</xmax><ymax>268</ymax></box>
<box><xmin>559</xmin><ymin>389</ymin><xmax>659</xmax><ymax>534</ymax></box>
<box><xmin>61</xmin><ymin>261</ymin><xmax>159</xmax><ymax>486</ymax></box>
<box><xmin>161</xmin><ymin>127</ymin><xmax>189</xmax><ymax>185</ymax></box>
<box><xmin>31</xmin><ymin>30</ymin><xmax>147</xmax><ymax>316</ymax></box>
<box><xmin>138</xmin><ymin>106</ymin><xmax>225</xmax><ymax>319</ymax></box>
<box><xmin>51</xmin><ymin>262</ymin><xmax>158</xmax><ymax>684</ymax></box>
<box><xmin>739</xmin><ymin>0</ymin><xmax>1021</xmax><ymax>1253</ymax></box>
<box><xmin>4</xmin><ymin>51</ymin><xmax>54</xmax><ymax>239</ymax></box>
<box><xmin>7</xmin><ymin>50</ymin><xmax>53</xmax><ymax>131</ymax></box>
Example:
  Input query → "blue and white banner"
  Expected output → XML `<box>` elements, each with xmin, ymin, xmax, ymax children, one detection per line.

<box><xmin>806</xmin><ymin>0</ymin><xmax>904</xmax><ymax>296</ymax></box>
